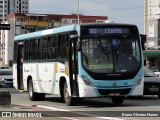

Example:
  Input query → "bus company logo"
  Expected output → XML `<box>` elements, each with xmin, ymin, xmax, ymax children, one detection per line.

<box><xmin>113</xmin><ymin>82</ymin><xmax>117</xmax><ymax>86</ymax></box>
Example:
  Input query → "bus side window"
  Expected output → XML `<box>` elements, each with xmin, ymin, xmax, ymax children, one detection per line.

<box><xmin>44</xmin><ymin>37</ymin><xmax>47</xmax><ymax>60</ymax></box>
<box><xmin>57</xmin><ymin>35</ymin><xmax>62</xmax><ymax>59</ymax></box>
<box><xmin>38</xmin><ymin>37</ymin><xmax>48</xmax><ymax>60</ymax></box>
<box><xmin>35</xmin><ymin>39</ymin><xmax>38</xmax><ymax>60</ymax></box>
<box><xmin>24</xmin><ymin>40</ymin><xmax>30</xmax><ymax>61</ymax></box>
<box><xmin>57</xmin><ymin>34</ymin><xmax>69</xmax><ymax>60</ymax></box>
<box><xmin>30</xmin><ymin>39</ymin><xmax>37</xmax><ymax>60</ymax></box>
<box><xmin>47</xmin><ymin>37</ymin><xmax>50</xmax><ymax>59</ymax></box>
<box><xmin>39</xmin><ymin>38</ymin><xmax>44</xmax><ymax>60</ymax></box>
<box><xmin>49</xmin><ymin>35</ymin><xmax>57</xmax><ymax>59</ymax></box>
<box><xmin>62</xmin><ymin>34</ymin><xmax>69</xmax><ymax>59</ymax></box>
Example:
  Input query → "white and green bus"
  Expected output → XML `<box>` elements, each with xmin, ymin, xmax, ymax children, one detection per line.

<box><xmin>13</xmin><ymin>23</ymin><xmax>145</xmax><ymax>105</ymax></box>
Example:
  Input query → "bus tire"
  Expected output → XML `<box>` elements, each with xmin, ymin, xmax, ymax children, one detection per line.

<box><xmin>28</xmin><ymin>80</ymin><xmax>45</xmax><ymax>101</ymax></box>
<box><xmin>111</xmin><ymin>96</ymin><xmax>124</xmax><ymax>105</ymax></box>
<box><xmin>63</xmin><ymin>82</ymin><xmax>75</xmax><ymax>106</ymax></box>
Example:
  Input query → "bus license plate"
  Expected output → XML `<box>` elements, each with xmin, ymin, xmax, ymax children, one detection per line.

<box><xmin>109</xmin><ymin>93</ymin><xmax>120</xmax><ymax>96</ymax></box>
<box><xmin>149</xmin><ymin>88</ymin><xmax>159</xmax><ymax>92</ymax></box>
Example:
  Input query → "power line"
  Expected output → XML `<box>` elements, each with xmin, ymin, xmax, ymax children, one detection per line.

<box><xmin>30</xmin><ymin>6</ymin><xmax>144</xmax><ymax>13</ymax></box>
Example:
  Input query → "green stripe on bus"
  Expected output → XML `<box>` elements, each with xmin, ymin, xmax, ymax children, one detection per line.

<box><xmin>89</xmin><ymin>64</ymin><xmax>113</xmax><ymax>69</ymax></box>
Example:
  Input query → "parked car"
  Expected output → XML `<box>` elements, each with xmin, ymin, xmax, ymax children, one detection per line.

<box><xmin>144</xmin><ymin>67</ymin><xmax>160</xmax><ymax>98</ymax></box>
<box><xmin>0</xmin><ymin>69</ymin><xmax>13</xmax><ymax>87</ymax></box>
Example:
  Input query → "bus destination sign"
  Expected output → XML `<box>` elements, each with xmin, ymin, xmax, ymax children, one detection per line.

<box><xmin>89</xmin><ymin>28</ymin><xmax>130</xmax><ymax>34</ymax></box>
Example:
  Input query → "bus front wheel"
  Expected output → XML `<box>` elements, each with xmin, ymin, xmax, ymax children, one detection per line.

<box><xmin>111</xmin><ymin>96</ymin><xmax>124</xmax><ymax>105</ymax></box>
<box><xmin>63</xmin><ymin>82</ymin><xmax>75</xmax><ymax>106</ymax></box>
<box><xmin>28</xmin><ymin>80</ymin><xmax>45</xmax><ymax>101</ymax></box>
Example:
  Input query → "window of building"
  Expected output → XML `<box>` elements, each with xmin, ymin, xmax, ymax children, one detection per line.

<box><xmin>71</xmin><ymin>20</ymin><xmax>78</xmax><ymax>24</ymax></box>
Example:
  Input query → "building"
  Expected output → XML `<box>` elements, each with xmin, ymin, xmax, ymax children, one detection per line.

<box><xmin>144</xmin><ymin>0</ymin><xmax>160</xmax><ymax>72</ymax></box>
<box><xmin>0</xmin><ymin>0</ymin><xmax>9</xmax><ymax>21</ymax></box>
<box><xmin>145</xmin><ymin>0</ymin><xmax>160</xmax><ymax>21</ymax></box>
<box><xmin>144</xmin><ymin>0</ymin><xmax>160</xmax><ymax>46</ymax></box>
<box><xmin>147</xmin><ymin>19</ymin><xmax>160</xmax><ymax>47</ymax></box>
<box><xmin>9</xmin><ymin>0</ymin><xmax>29</xmax><ymax>14</ymax></box>
<box><xmin>0</xmin><ymin>0</ymin><xmax>29</xmax><ymax>21</ymax></box>
<box><xmin>0</xmin><ymin>13</ymin><xmax>108</xmax><ymax>67</ymax></box>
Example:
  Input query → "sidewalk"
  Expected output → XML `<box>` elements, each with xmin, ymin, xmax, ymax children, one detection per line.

<box><xmin>0</xmin><ymin>105</ymin><xmax>17</xmax><ymax>111</ymax></box>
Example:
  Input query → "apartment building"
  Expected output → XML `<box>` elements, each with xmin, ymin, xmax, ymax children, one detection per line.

<box><xmin>144</xmin><ymin>0</ymin><xmax>160</xmax><ymax>47</ymax></box>
<box><xmin>0</xmin><ymin>0</ymin><xmax>9</xmax><ymax>21</ymax></box>
<box><xmin>9</xmin><ymin>0</ymin><xmax>29</xmax><ymax>14</ymax></box>
<box><xmin>147</xmin><ymin>0</ymin><xmax>160</xmax><ymax>20</ymax></box>
<box><xmin>0</xmin><ymin>0</ymin><xmax>29</xmax><ymax>21</ymax></box>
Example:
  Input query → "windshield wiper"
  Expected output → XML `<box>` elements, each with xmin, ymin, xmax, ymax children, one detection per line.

<box><xmin>117</xmin><ymin>35</ymin><xmax>127</xmax><ymax>54</ymax></box>
<box><xmin>98</xmin><ymin>39</ymin><xmax>110</xmax><ymax>62</ymax></box>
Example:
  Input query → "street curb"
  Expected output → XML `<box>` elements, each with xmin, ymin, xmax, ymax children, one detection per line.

<box><xmin>0</xmin><ymin>90</ymin><xmax>11</xmax><ymax>106</ymax></box>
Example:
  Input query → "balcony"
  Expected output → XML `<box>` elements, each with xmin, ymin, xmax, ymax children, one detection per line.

<box><xmin>25</xmin><ymin>21</ymin><xmax>48</xmax><ymax>26</ymax></box>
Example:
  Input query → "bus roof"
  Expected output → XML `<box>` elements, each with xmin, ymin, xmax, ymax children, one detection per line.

<box><xmin>14</xmin><ymin>23</ymin><xmax>138</xmax><ymax>41</ymax></box>
<box><xmin>14</xmin><ymin>24</ymin><xmax>79</xmax><ymax>41</ymax></box>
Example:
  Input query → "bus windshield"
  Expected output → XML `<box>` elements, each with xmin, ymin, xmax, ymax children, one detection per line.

<box><xmin>81</xmin><ymin>36</ymin><xmax>141</xmax><ymax>74</ymax></box>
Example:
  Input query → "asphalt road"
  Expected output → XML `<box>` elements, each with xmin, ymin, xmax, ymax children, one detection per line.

<box><xmin>0</xmin><ymin>87</ymin><xmax>160</xmax><ymax>120</ymax></box>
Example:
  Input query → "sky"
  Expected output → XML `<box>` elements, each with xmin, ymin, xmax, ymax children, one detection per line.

<box><xmin>29</xmin><ymin>0</ymin><xmax>144</xmax><ymax>33</ymax></box>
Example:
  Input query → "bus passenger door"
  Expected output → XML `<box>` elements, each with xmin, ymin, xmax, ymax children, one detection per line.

<box><xmin>69</xmin><ymin>35</ymin><xmax>79</xmax><ymax>97</ymax></box>
<box><xmin>17</xmin><ymin>44</ymin><xmax>24</xmax><ymax>90</ymax></box>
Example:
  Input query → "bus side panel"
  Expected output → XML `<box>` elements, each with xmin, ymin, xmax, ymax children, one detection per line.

<box><xmin>53</xmin><ymin>63</ymin><xmax>70</xmax><ymax>95</ymax></box>
<box><xmin>23</xmin><ymin>63</ymin><xmax>37</xmax><ymax>91</ymax></box>
<box><xmin>37</xmin><ymin>62</ymin><xmax>54</xmax><ymax>94</ymax></box>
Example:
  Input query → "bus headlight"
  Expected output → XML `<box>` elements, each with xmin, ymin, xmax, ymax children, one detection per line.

<box><xmin>81</xmin><ymin>75</ymin><xmax>94</xmax><ymax>87</ymax></box>
<box><xmin>134</xmin><ymin>77</ymin><xmax>142</xmax><ymax>86</ymax></box>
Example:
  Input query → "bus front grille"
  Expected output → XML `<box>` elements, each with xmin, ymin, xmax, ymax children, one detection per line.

<box><xmin>98</xmin><ymin>88</ymin><xmax>131</xmax><ymax>96</ymax></box>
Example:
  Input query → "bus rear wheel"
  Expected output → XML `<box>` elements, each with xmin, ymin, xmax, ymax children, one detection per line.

<box><xmin>63</xmin><ymin>82</ymin><xmax>75</xmax><ymax>106</ymax></box>
<box><xmin>111</xmin><ymin>96</ymin><xmax>124</xmax><ymax>105</ymax></box>
<box><xmin>28</xmin><ymin>80</ymin><xmax>45</xmax><ymax>101</ymax></box>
